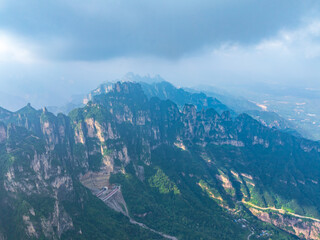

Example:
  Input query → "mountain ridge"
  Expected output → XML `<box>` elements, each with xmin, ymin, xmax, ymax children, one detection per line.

<box><xmin>1</xmin><ymin>80</ymin><xmax>320</xmax><ymax>239</ymax></box>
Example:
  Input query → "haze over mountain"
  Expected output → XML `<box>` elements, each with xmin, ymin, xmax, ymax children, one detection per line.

<box><xmin>2</xmin><ymin>80</ymin><xmax>320</xmax><ymax>239</ymax></box>
<box><xmin>1</xmin><ymin>1</ymin><xmax>320</xmax><ymax>111</ymax></box>
<box><xmin>2</xmin><ymin>1</ymin><xmax>320</xmax><ymax>239</ymax></box>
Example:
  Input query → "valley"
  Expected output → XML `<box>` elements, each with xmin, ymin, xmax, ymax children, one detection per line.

<box><xmin>0</xmin><ymin>80</ymin><xmax>320</xmax><ymax>239</ymax></box>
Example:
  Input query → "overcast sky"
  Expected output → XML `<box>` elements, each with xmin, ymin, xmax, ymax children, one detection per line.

<box><xmin>1</xmin><ymin>0</ymin><xmax>320</xmax><ymax>110</ymax></box>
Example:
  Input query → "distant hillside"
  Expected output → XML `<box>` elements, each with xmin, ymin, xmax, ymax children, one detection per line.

<box><xmin>2</xmin><ymin>81</ymin><xmax>320</xmax><ymax>239</ymax></box>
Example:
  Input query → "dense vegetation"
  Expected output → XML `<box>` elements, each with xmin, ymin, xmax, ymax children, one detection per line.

<box><xmin>0</xmin><ymin>81</ymin><xmax>319</xmax><ymax>239</ymax></box>
<box><xmin>110</xmin><ymin>144</ymin><xmax>295</xmax><ymax>239</ymax></box>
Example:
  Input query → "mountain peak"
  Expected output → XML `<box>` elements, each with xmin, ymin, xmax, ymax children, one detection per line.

<box><xmin>17</xmin><ymin>103</ymin><xmax>37</xmax><ymax>114</ymax></box>
<box><xmin>122</xmin><ymin>72</ymin><xmax>164</xmax><ymax>83</ymax></box>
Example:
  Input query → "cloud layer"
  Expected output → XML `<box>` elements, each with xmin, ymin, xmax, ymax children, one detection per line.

<box><xmin>0</xmin><ymin>0</ymin><xmax>320</xmax><ymax>110</ymax></box>
<box><xmin>1</xmin><ymin>0</ymin><xmax>318</xmax><ymax>60</ymax></box>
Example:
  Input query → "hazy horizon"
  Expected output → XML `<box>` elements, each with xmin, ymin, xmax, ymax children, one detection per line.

<box><xmin>1</xmin><ymin>1</ymin><xmax>320</xmax><ymax>110</ymax></box>
<box><xmin>2</xmin><ymin>71</ymin><xmax>319</xmax><ymax>112</ymax></box>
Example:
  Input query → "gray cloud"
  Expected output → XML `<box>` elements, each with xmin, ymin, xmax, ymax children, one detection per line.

<box><xmin>1</xmin><ymin>0</ymin><xmax>319</xmax><ymax>60</ymax></box>
<box><xmin>1</xmin><ymin>0</ymin><xmax>320</xmax><ymax>111</ymax></box>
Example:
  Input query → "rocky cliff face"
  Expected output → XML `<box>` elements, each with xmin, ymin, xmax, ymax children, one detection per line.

<box><xmin>72</xmin><ymin>82</ymin><xmax>320</xmax><ymax>239</ymax></box>
<box><xmin>1</xmin><ymin>81</ymin><xmax>320</xmax><ymax>239</ymax></box>
<box><xmin>0</xmin><ymin>123</ymin><xmax>6</xmax><ymax>143</ymax></box>
<box><xmin>139</xmin><ymin>80</ymin><xmax>235</xmax><ymax>116</ymax></box>
<box><xmin>251</xmin><ymin>208</ymin><xmax>320</xmax><ymax>239</ymax></box>
<box><xmin>0</xmin><ymin>118</ymin><xmax>74</xmax><ymax>239</ymax></box>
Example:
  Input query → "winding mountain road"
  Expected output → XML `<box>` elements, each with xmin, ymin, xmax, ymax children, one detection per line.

<box><xmin>242</xmin><ymin>201</ymin><xmax>320</xmax><ymax>222</ymax></box>
<box><xmin>130</xmin><ymin>218</ymin><xmax>178</xmax><ymax>240</ymax></box>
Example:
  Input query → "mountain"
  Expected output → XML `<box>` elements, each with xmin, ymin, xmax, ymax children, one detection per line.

<box><xmin>47</xmin><ymin>94</ymin><xmax>86</xmax><ymax>115</ymax></box>
<box><xmin>185</xmin><ymin>85</ymin><xmax>310</xmax><ymax>140</ymax></box>
<box><xmin>245</xmin><ymin>110</ymin><xmax>303</xmax><ymax>138</ymax></box>
<box><xmin>195</xmin><ymin>83</ymin><xmax>320</xmax><ymax>141</ymax></box>
<box><xmin>139</xmin><ymin>81</ymin><xmax>235</xmax><ymax>116</ymax></box>
<box><xmin>51</xmin><ymin>74</ymin><xmax>306</xmax><ymax>140</ymax></box>
<box><xmin>1</xmin><ymin>81</ymin><xmax>320</xmax><ymax>239</ymax></box>
<box><xmin>83</xmin><ymin>76</ymin><xmax>235</xmax><ymax>117</ymax></box>
<box><xmin>0</xmin><ymin>107</ymin><xmax>12</xmax><ymax>122</ymax></box>
<box><xmin>184</xmin><ymin>85</ymin><xmax>260</xmax><ymax>113</ymax></box>
<box><xmin>0</xmin><ymin>104</ymin><xmax>162</xmax><ymax>239</ymax></box>
<box><xmin>138</xmin><ymin>80</ymin><xmax>306</xmax><ymax>139</ymax></box>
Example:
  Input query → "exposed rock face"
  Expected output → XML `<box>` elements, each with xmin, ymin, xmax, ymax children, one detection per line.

<box><xmin>250</xmin><ymin>208</ymin><xmax>320</xmax><ymax>240</ymax></box>
<box><xmin>71</xmin><ymin>82</ymin><xmax>320</xmax><ymax>239</ymax></box>
<box><xmin>135</xmin><ymin>165</ymin><xmax>145</xmax><ymax>182</ymax></box>
<box><xmin>74</xmin><ymin>122</ymin><xmax>86</xmax><ymax>144</ymax></box>
<box><xmin>70</xmin><ymin>83</ymin><xmax>256</xmax><ymax>186</ymax></box>
<box><xmin>84</xmin><ymin>118</ymin><xmax>117</xmax><ymax>142</ymax></box>
<box><xmin>23</xmin><ymin>215</ymin><xmax>38</xmax><ymax>238</ymax></box>
<box><xmin>68</xmin><ymin>83</ymin><xmax>320</xmax><ymax>192</ymax></box>
<box><xmin>77</xmin><ymin>82</ymin><xmax>273</xmax><ymax>149</ymax></box>
<box><xmin>1</xmin><ymin>81</ymin><xmax>320</xmax><ymax>239</ymax></box>
<box><xmin>41</xmin><ymin>120</ymin><xmax>59</xmax><ymax>150</ymax></box>
<box><xmin>0</xmin><ymin>123</ymin><xmax>6</xmax><ymax>143</ymax></box>
<box><xmin>0</xmin><ymin>231</ymin><xmax>5</xmax><ymax>240</ymax></box>
<box><xmin>0</xmin><ymin>112</ymin><xmax>76</xmax><ymax>239</ymax></box>
<box><xmin>51</xmin><ymin>200</ymin><xmax>74</xmax><ymax>238</ymax></box>
<box><xmin>139</xmin><ymin>80</ymin><xmax>234</xmax><ymax>116</ymax></box>
<box><xmin>3</xmin><ymin>146</ymin><xmax>75</xmax><ymax>237</ymax></box>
